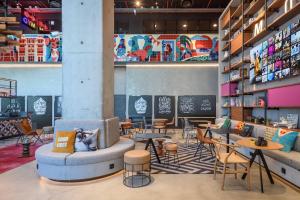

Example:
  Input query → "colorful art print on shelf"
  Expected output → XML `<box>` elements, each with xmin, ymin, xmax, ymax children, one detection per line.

<box><xmin>0</xmin><ymin>32</ymin><xmax>62</xmax><ymax>63</ymax></box>
<box><xmin>250</xmin><ymin>23</ymin><xmax>300</xmax><ymax>85</ymax></box>
<box><xmin>250</xmin><ymin>43</ymin><xmax>263</xmax><ymax>84</ymax></box>
<box><xmin>113</xmin><ymin>34</ymin><xmax>218</xmax><ymax>62</ymax></box>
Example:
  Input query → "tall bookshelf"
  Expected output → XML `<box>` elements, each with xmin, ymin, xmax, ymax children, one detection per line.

<box><xmin>219</xmin><ymin>0</ymin><xmax>300</xmax><ymax>125</ymax></box>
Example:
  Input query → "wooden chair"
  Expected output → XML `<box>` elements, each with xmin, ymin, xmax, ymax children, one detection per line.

<box><xmin>15</xmin><ymin>118</ymin><xmax>43</xmax><ymax>146</ymax></box>
<box><xmin>166</xmin><ymin>117</ymin><xmax>175</xmax><ymax>134</ymax></box>
<box><xmin>212</xmin><ymin>138</ymin><xmax>251</xmax><ymax>190</ymax></box>
<box><xmin>194</xmin><ymin>128</ymin><xmax>215</xmax><ymax>161</ymax></box>
<box><xmin>153</xmin><ymin>120</ymin><xmax>166</xmax><ymax>134</ymax></box>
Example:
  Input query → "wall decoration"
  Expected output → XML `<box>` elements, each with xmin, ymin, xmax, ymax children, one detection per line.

<box><xmin>0</xmin><ymin>32</ymin><xmax>62</xmax><ymax>62</ymax></box>
<box><xmin>128</xmin><ymin>95</ymin><xmax>152</xmax><ymax>118</ymax></box>
<box><xmin>27</xmin><ymin>96</ymin><xmax>52</xmax><ymax>129</ymax></box>
<box><xmin>250</xmin><ymin>21</ymin><xmax>300</xmax><ymax>84</ymax></box>
<box><xmin>154</xmin><ymin>96</ymin><xmax>175</xmax><ymax>120</ymax></box>
<box><xmin>178</xmin><ymin>95</ymin><xmax>216</xmax><ymax>117</ymax></box>
<box><xmin>114</xmin><ymin>95</ymin><xmax>126</xmax><ymax>120</ymax></box>
<box><xmin>1</xmin><ymin>96</ymin><xmax>25</xmax><ymax>113</ymax></box>
<box><xmin>114</xmin><ymin>34</ymin><xmax>218</xmax><ymax>62</ymax></box>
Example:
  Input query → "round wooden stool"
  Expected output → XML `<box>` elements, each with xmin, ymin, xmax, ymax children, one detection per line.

<box><xmin>123</xmin><ymin>150</ymin><xmax>151</xmax><ymax>188</ymax></box>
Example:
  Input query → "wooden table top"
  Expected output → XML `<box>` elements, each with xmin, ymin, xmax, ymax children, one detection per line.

<box><xmin>236</xmin><ymin>138</ymin><xmax>283</xmax><ymax>150</ymax></box>
<box><xmin>119</xmin><ymin>121</ymin><xmax>132</xmax><ymax>125</ymax></box>
<box><xmin>153</xmin><ymin>118</ymin><xmax>168</xmax><ymax>122</ymax></box>
<box><xmin>189</xmin><ymin>120</ymin><xmax>210</xmax><ymax>123</ymax></box>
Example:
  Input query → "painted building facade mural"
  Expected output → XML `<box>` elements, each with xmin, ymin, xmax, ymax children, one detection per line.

<box><xmin>114</xmin><ymin>34</ymin><xmax>218</xmax><ymax>62</ymax></box>
<box><xmin>0</xmin><ymin>32</ymin><xmax>62</xmax><ymax>63</ymax></box>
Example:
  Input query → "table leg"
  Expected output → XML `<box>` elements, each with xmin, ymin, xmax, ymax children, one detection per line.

<box><xmin>258</xmin><ymin>156</ymin><xmax>264</xmax><ymax>193</ymax></box>
<box><xmin>258</xmin><ymin>150</ymin><xmax>274</xmax><ymax>184</ymax></box>
<box><xmin>242</xmin><ymin>149</ymin><xmax>258</xmax><ymax>179</ymax></box>
<box><xmin>145</xmin><ymin>139</ymin><xmax>161</xmax><ymax>164</ymax></box>
<box><xmin>226</xmin><ymin>132</ymin><xmax>230</xmax><ymax>153</ymax></box>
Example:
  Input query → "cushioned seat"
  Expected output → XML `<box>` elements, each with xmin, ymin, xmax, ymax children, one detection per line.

<box><xmin>263</xmin><ymin>150</ymin><xmax>300</xmax><ymax>170</ymax></box>
<box><xmin>165</xmin><ymin>143</ymin><xmax>178</xmax><ymax>151</ymax></box>
<box><xmin>66</xmin><ymin>138</ymin><xmax>134</xmax><ymax>165</ymax></box>
<box><xmin>124</xmin><ymin>150</ymin><xmax>150</xmax><ymax>165</ymax></box>
<box><xmin>35</xmin><ymin>143</ymin><xmax>70</xmax><ymax>166</ymax></box>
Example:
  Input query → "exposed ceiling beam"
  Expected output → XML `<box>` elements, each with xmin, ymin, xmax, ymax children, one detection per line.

<box><xmin>115</xmin><ymin>8</ymin><xmax>224</xmax><ymax>14</ymax></box>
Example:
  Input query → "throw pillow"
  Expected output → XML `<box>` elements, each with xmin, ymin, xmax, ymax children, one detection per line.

<box><xmin>74</xmin><ymin>128</ymin><xmax>99</xmax><ymax>151</ymax></box>
<box><xmin>240</xmin><ymin>124</ymin><xmax>254</xmax><ymax>137</ymax></box>
<box><xmin>221</xmin><ymin>118</ymin><xmax>231</xmax><ymax>129</ymax></box>
<box><xmin>52</xmin><ymin>131</ymin><xmax>76</xmax><ymax>153</ymax></box>
<box><xmin>264</xmin><ymin>127</ymin><xmax>277</xmax><ymax>141</ymax></box>
<box><xmin>235</xmin><ymin>122</ymin><xmax>245</xmax><ymax>131</ymax></box>
<box><xmin>272</xmin><ymin>128</ymin><xmax>299</xmax><ymax>152</ymax></box>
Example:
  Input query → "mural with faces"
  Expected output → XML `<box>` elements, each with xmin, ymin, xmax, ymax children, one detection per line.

<box><xmin>128</xmin><ymin>95</ymin><xmax>152</xmax><ymax>118</ymax></box>
<box><xmin>27</xmin><ymin>96</ymin><xmax>52</xmax><ymax>128</ymax></box>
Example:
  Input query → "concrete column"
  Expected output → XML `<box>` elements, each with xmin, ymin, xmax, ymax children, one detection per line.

<box><xmin>62</xmin><ymin>0</ymin><xmax>114</xmax><ymax>120</ymax></box>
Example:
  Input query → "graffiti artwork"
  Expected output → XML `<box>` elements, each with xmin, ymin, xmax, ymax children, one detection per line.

<box><xmin>0</xmin><ymin>32</ymin><xmax>62</xmax><ymax>62</ymax></box>
<box><xmin>114</xmin><ymin>34</ymin><xmax>218</xmax><ymax>62</ymax></box>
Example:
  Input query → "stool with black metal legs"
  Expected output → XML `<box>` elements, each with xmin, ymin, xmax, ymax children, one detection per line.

<box><xmin>164</xmin><ymin>143</ymin><xmax>180</xmax><ymax>168</ymax></box>
<box><xmin>123</xmin><ymin>150</ymin><xmax>151</xmax><ymax>188</ymax></box>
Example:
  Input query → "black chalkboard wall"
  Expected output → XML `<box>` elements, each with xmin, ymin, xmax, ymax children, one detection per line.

<box><xmin>1</xmin><ymin>96</ymin><xmax>25</xmax><ymax>113</ymax></box>
<box><xmin>154</xmin><ymin>96</ymin><xmax>175</xmax><ymax>120</ymax></box>
<box><xmin>114</xmin><ymin>95</ymin><xmax>126</xmax><ymax>121</ymax></box>
<box><xmin>178</xmin><ymin>95</ymin><xmax>216</xmax><ymax>117</ymax></box>
<box><xmin>128</xmin><ymin>95</ymin><xmax>152</xmax><ymax>118</ymax></box>
<box><xmin>27</xmin><ymin>96</ymin><xmax>52</xmax><ymax>129</ymax></box>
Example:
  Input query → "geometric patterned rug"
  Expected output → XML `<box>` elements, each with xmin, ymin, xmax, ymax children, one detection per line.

<box><xmin>150</xmin><ymin>143</ymin><xmax>222</xmax><ymax>174</ymax></box>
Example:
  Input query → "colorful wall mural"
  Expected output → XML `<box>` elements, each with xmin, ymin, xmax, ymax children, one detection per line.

<box><xmin>0</xmin><ymin>32</ymin><xmax>62</xmax><ymax>63</ymax></box>
<box><xmin>114</xmin><ymin>34</ymin><xmax>218</xmax><ymax>62</ymax></box>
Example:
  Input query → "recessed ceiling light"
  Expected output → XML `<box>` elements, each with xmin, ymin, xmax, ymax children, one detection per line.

<box><xmin>183</xmin><ymin>24</ymin><xmax>187</xmax><ymax>28</ymax></box>
<box><xmin>154</xmin><ymin>24</ymin><xmax>157</xmax><ymax>28</ymax></box>
<box><xmin>213</xmin><ymin>23</ymin><xmax>218</xmax><ymax>27</ymax></box>
<box><xmin>136</xmin><ymin>1</ymin><xmax>141</xmax><ymax>7</ymax></box>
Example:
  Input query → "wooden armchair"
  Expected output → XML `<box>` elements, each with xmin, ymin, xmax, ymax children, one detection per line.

<box><xmin>15</xmin><ymin>118</ymin><xmax>43</xmax><ymax>146</ymax></box>
<box><xmin>212</xmin><ymin>138</ymin><xmax>251</xmax><ymax>190</ymax></box>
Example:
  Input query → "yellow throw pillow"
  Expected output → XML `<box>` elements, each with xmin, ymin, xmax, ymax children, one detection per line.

<box><xmin>52</xmin><ymin>131</ymin><xmax>76</xmax><ymax>153</ymax></box>
<box><xmin>235</xmin><ymin>122</ymin><xmax>245</xmax><ymax>131</ymax></box>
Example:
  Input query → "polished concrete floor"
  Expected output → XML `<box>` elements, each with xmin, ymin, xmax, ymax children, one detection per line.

<box><xmin>0</xmin><ymin>131</ymin><xmax>299</xmax><ymax>199</ymax></box>
<box><xmin>0</xmin><ymin>161</ymin><xmax>299</xmax><ymax>200</ymax></box>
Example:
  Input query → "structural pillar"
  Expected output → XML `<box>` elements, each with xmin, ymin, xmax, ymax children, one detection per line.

<box><xmin>62</xmin><ymin>0</ymin><xmax>114</xmax><ymax>120</ymax></box>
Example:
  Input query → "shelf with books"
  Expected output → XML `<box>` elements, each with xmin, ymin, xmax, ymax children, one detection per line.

<box><xmin>244</xmin><ymin>28</ymin><xmax>269</xmax><ymax>47</ymax></box>
<box><xmin>231</xmin><ymin>4</ymin><xmax>243</xmax><ymax>19</ymax></box>
<box><xmin>222</xmin><ymin>43</ymin><xmax>230</xmax><ymax>51</ymax></box>
<box><xmin>243</xmin><ymin>11</ymin><xmax>266</xmax><ymax>32</ymax></box>
<box><xmin>267</xmin><ymin>0</ymin><xmax>285</xmax><ymax>13</ymax></box>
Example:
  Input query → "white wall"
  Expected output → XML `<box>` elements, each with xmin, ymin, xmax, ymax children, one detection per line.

<box><xmin>0</xmin><ymin>68</ymin><xmax>62</xmax><ymax>96</ymax></box>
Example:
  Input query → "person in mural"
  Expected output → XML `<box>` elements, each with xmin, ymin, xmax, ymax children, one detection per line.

<box><xmin>178</xmin><ymin>35</ymin><xmax>192</xmax><ymax>61</ymax></box>
<box><xmin>163</xmin><ymin>43</ymin><xmax>173</xmax><ymax>61</ymax></box>
<box><xmin>44</xmin><ymin>35</ymin><xmax>62</xmax><ymax>62</ymax></box>
<box><xmin>209</xmin><ymin>37</ymin><xmax>219</xmax><ymax>61</ymax></box>
<box><xmin>116</xmin><ymin>38</ymin><xmax>126</xmax><ymax>58</ymax></box>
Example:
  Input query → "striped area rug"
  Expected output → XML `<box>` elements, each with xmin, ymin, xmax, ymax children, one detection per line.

<box><xmin>150</xmin><ymin>143</ymin><xmax>222</xmax><ymax>174</ymax></box>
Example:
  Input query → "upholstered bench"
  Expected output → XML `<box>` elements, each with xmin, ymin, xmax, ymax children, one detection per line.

<box><xmin>35</xmin><ymin>118</ymin><xmax>135</xmax><ymax>181</ymax></box>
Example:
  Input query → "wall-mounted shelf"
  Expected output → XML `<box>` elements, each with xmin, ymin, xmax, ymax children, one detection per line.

<box><xmin>268</xmin><ymin>2</ymin><xmax>300</xmax><ymax>29</ymax></box>
<box><xmin>219</xmin><ymin>0</ymin><xmax>300</xmax><ymax>123</ymax></box>
<box><xmin>244</xmin><ymin>0</ymin><xmax>265</xmax><ymax>16</ymax></box>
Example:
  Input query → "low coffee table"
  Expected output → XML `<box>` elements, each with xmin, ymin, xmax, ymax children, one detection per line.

<box><xmin>236</xmin><ymin>138</ymin><xmax>283</xmax><ymax>193</ymax></box>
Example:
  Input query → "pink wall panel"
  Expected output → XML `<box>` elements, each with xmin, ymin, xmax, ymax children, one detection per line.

<box><xmin>268</xmin><ymin>84</ymin><xmax>300</xmax><ymax>107</ymax></box>
<box><xmin>221</xmin><ymin>83</ymin><xmax>237</xmax><ymax>96</ymax></box>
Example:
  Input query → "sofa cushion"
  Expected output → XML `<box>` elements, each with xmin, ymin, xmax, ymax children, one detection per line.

<box><xmin>240</xmin><ymin>124</ymin><xmax>254</xmax><ymax>137</ymax></box>
<box><xmin>263</xmin><ymin>150</ymin><xmax>300</xmax><ymax>170</ymax></box>
<box><xmin>264</xmin><ymin>127</ymin><xmax>277</xmax><ymax>141</ymax></box>
<box><xmin>52</xmin><ymin>131</ymin><xmax>76</xmax><ymax>153</ymax></box>
<box><xmin>105</xmin><ymin>117</ymin><xmax>120</xmax><ymax>148</ymax></box>
<box><xmin>54</xmin><ymin>120</ymin><xmax>106</xmax><ymax>149</ymax></box>
<box><xmin>36</xmin><ymin>143</ymin><xmax>70</xmax><ymax>166</ymax></box>
<box><xmin>252</xmin><ymin>124</ymin><xmax>266</xmax><ymax>138</ymax></box>
<box><xmin>222</xmin><ymin>118</ymin><xmax>231</xmax><ymax>129</ymax></box>
<box><xmin>66</xmin><ymin>138</ymin><xmax>135</xmax><ymax>166</ymax></box>
<box><xmin>74</xmin><ymin>128</ymin><xmax>99</xmax><ymax>151</ymax></box>
<box><xmin>272</xmin><ymin>128</ymin><xmax>299</xmax><ymax>152</ymax></box>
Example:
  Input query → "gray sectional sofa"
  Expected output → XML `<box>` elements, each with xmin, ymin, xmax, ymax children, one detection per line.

<box><xmin>35</xmin><ymin>117</ymin><xmax>135</xmax><ymax>181</ymax></box>
<box><xmin>213</xmin><ymin>118</ymin><xmax>300</xmax><ymax>187</ymax></box>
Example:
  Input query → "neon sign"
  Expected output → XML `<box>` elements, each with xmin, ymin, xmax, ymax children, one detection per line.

<box><xmin>22</xmin><ymin>10</ymin><xmax>49</xmax><ymax>31</ymax></box>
